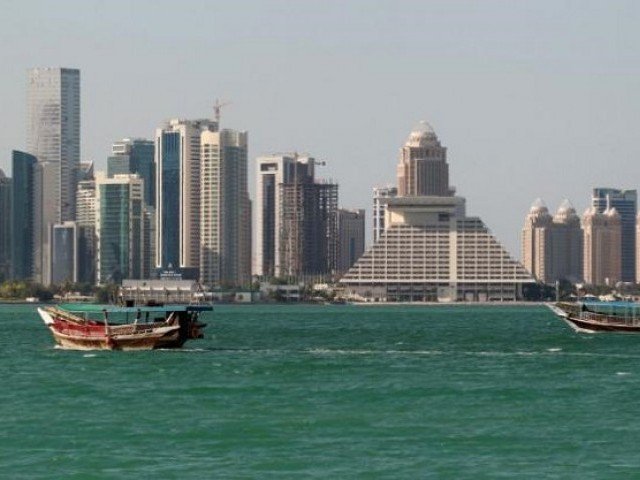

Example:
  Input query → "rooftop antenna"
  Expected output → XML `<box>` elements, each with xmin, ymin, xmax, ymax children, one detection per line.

<box><xmin>213</xmin><ymin>99</ymin><xmax>231</xmax><ymax>125</ymax></box>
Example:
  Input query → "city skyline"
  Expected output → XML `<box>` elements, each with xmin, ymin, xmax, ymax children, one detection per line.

<box><xmin>2</xmin><ymin>1</ymin><xmax>640</xmax><ymax>257</ymax></box>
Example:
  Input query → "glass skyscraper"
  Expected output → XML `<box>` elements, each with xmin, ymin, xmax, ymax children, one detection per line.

<box><xmin>27</xmin><ymin>67</ymin><xmax>80</xmax><ymax>222</ymax></box>
<box><xmin>155</xmin><ymin>119</ymin><xmax>217</xmax><ymax>274</ymax></box>
<box><xmin>0</xmin><ymin>170</ymin><xmax>12</xmax><ymax>280</ymax></box>
<box><xmin>108</xmin><ymin>138</ymin><xmax>155</xmax><ymax>208</ymax></box>
<box><xmin>50</xmin><ymin>222</ymin><xmax>78</xmax><ymax>284</ymax></box>
<box><xmin>95</xmin><ymin>174</ymin><xmax>144</xmax><ymax>284</ymax></box>
<box><xmin>592</xmin><ymin>188</ymin><xmax>637</xmax><ymax>283</ymax></box>
<box><xmin>11</xmin><ymin>151</ymin><xmax>37</xmax><ymax>280</ymax></box>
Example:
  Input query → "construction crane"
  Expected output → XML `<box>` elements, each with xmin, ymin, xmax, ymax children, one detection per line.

<box><xmin>213</xmin><ymin>99</ymin><xmax>231</xmax><ymax>125</ymax></box>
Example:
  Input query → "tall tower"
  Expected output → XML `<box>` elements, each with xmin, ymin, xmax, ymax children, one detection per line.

<box><xmin>0</xmin><ymin>170</ymin><xmax>12</xmax><ymax>280</ymax></box>
<box><xmin>592</xmin><ymin>188</ymin><xmax>636</xmax><ymax>282</ymax></box>
<box><xmin>11</xmin><ymin>151</ymin><xmax>37</xmax><ymax>280</ymax></box>
<box><xmin>95</xmin><ymin>173</ymin><xmax>145</xmax><ymax>284</ymax></box>
<box><xmin>549</xmin><ymin>200</ymin><xmax>583</xmax><ymax>283</ymax></box>
<box><xmin>583</xmin><ymin>207</ymin><xmax>621</xmax><ymax>286</ymax></box>
<box><xmin>255</xmin><ymin>154</ymin><xmax>312</xmax><ymax>277</ymax></box>
<box><xmin>255</xmin><ymin>154</ymin><xmax>337</xmax><ymax>280</ymax></box>
<box><xmin>108</xmin><ymin>138</ymin><xmax>155</xmax><ymax>208</ymax></box>
<box><xmin>397</xmin><ymin>121</ymin><xmax>453</xmax><ymax>197</ymax></box>
<box><xmin>521</xmin><ymin>199</ymin><xmax>553</xmax><ymax>282</ymax></box>
<box><xmin>76</xmin><ymin>179</ymin><xmax>96</xmax><ymax>284</ymax></box>
<box><xmin>27</xmin><ymin>68</ymin><xmax>80</xmax><ymax>222</ymax></box>
<box><xmin>155</xmin><ymin>118</ymin><xmax>217</xmax><ymax>273</ymax></box>
<box><xmin>199</xmin><ymin>129</ymin><xmax>251</xmax><ymax>287</ymax></box>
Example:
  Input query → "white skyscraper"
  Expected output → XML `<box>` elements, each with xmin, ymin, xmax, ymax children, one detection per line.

<box><xmin>200</xmin><ymin>129</ymin><xmax>251</xmax><ymax>287</ymax></box>
<box><xmin>155</xmin><ymin>118</ymin><xmax>217</xmax><ymax>274</ymax></box>
<box><xmin>27</xmin><ymin>68</ymin><xmax>80</xmax><ymax>222</ymax></box>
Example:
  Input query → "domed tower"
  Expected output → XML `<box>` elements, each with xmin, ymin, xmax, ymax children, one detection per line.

<box><xmin>396</xmin><ymin>121</ymin><xmax>453</xmax><ymax>197</ymax></box>
<box><xmin>548</xmin><ymin>199</ymin><xmax>583</xmax><ymax>283</ymax></box>
<box><xmin>583</xmin><ymin>207</ymin><xmax>621</xmax><ymax>286</ymax></box>
<box><xmin>521</xmin><ymin>199</ymin><xmax>553</xmax><ymax>282</ymax></box>
<box><xmin>554</xmin><ymin>199</ymin><xmax>580</xmax><ymax>226</ymax></box>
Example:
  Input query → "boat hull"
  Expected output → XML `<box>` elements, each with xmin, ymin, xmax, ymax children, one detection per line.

<box><xmin>39</xmin><ymin>306</ymin><xmax>205</xmax><ymax>351</ymax></box>
<box><xmin>551</xmin><ymin>302</ymin><xmax>640</xmax><ymax>334</ymax></box>
<box><xmin>561</xmin><ymin>315</ymin><xmax>640</xmax><ymax>334</ymax></box>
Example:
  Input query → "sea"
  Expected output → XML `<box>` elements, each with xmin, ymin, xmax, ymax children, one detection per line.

<box><xmin>2</xmin><ymin>303</ymin><xmax>640</xmax><ymax>479</ymax></box>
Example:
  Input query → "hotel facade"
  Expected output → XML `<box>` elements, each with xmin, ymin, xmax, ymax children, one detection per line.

<box><xmin>340</xmin><ymin>122</ymin><xmax>535</xmax><ymax>302</ymax></box>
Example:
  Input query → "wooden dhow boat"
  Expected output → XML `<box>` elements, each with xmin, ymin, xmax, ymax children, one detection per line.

<box><xmin>551</xmin><ymin>301</ymin><xmax>640</xmax><ymax>333</ymax></box>
<box><xmin>38</xmin><ymin>303</ymin><xmax>210</xmax><ymax>350</ymax></box>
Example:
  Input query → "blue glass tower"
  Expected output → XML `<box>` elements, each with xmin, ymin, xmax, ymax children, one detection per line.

<box><xmin>108</xmin><ymin>138</ymin><xmax>155</xmax><ymax>207</ymax></box>
<box><xmin>11</xmin><ymin>150</ymin><xmax>37</xmax><ymax>280</ymax></box>
<box><xmin>159</xmin><ymin>131</ymin><xmax>180</xmax><ymax>269</ymax></box>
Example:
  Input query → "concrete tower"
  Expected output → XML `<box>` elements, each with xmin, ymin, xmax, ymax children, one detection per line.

<box><xmin>521</xmin><ymin>199</ymin><xmax>553</xmax><ymax>282</ymax></box>
<box><xmin>583</xmin><ymin>206</ymin><xmax>621</xmax><ymax>286</ymax></box>
<box><xmin>199</xmin><ymin>129</ymin><xmax>251</xmax><ymax>287</ymax></box>
<box><xmin>397</xmin><ymin>121</ymin><xmax>453</xmax><ymax>197</ymax></box>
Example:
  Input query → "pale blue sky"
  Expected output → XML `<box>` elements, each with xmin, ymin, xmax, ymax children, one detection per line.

<box><xmin>1</xmin><ymin>0</ymin><xmax>639</xmax><ymax>256</ymax></box>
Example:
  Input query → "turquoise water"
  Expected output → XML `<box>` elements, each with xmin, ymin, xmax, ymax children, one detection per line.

<box><xmin>2</xmin><ymin>304</ymin><xmax>640</xmax><ymax>479</ymax></box>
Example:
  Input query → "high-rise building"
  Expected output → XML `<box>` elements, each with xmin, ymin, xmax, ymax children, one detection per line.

<box><xmin>199</xmin><ymin>129</ymin><xmax>251</xmax><ymax>287</ymax></box>
<box><xmin>50</xmin><ymin>221</ymin><xmax>78</xmax><ymax>284</ymax></box>
<box><xmin>255</xmin><ymin>154</ymin><xmax>308</xmax><ymax>277</ymax></box>
<box><xmin>592</xmin><ymin>188</ymin><xmax>636</xmax><ymax>282</ymax></box>
<box><xmin>76</xmin><ymin>179</ymin><xmax>96</xmax><ymax>284</ymax></box>
<box><xmin>636</xmin><ymin>212</ymin><xmax>640</xmax><ymax>284</ymax></box>
<box><xmin>108</xmin><ymin>138</ymin><xmax>155</xmax><ymax>207</ymax></box>
<box><xmin>27</xmin><ymin>67</ymin><xmax>80</xmax><ymax>223</ymax></box>
<box><xmin>337</xmin><ymin>209</ymin><xmax>365</xmax><ymax>275</ymax></box>
<box><xmin>522</xmin><ymin>198</ymin><xmax>552</xmax><ymax>282</ymax></box>
<box><xmin>372</xmin><ymin>185</ymin><xmax>397</xmax><ymax>243</ymax></box>
<box><xmin>33</xmin><ymin>161</ymin><xmax>58</xmax><ymax>284</ymax></box>
<box><xmin>0</xmin><ymin>170</ymin><xmax>12</xmax><ymax>280</ymax></box>
<box><xmin>95</xmin><ymin>173</ymin><xmax>145</xmax><ymax>285</ymax></box>
<box><xmin>521</xmin><ymin>199</ymin><xmax>583</xmax><ymax>284</ymax></box>
<box><xmin>11</xmin><ymin>151</ymin><xmax>37</xmax><ymax>280</ymax></box>
<box><xmin>142</xmin><ymin>207</ymin><xmax>155</xmax><ymax>280</ymax></box>
<box><xmin>396</xmin><ymin>121</ymin><xmax>454</xmax><ymax>197</ymax></box>
<box><xmin>550</xmin><ymin>200</ymin><xmax>583</xmax><ymax>283</ymax></box>
<box><xmin>155</xmin><ymin>119</ymin><xmax>217</xmax><ymax>274</ymax></box>
<box><xmin>583</xmin><ymin>207</ymin><xmax>622</xmax><ymax>286</ymax></box>
<box><xmin>341</xmin><ymin>122</ymin><xmax>535</xmax><ymax>302</ymax></box>
<box><xmin>255</xmin><ymin>154</ymin><xmax>338</xmax><ymax>280</ymax></box>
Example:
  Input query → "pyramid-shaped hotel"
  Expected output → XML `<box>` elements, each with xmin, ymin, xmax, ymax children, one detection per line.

<box><xmin>340</xmin><ymin>122</ymin><xmax>535</xmax><ymax>302</ymax></box>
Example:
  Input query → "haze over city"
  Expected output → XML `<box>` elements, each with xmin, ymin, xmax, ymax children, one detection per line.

<box><xmin>2</xmin><ymin>0</ymin><xmax>640</xmax><ymax>255</ymax></box>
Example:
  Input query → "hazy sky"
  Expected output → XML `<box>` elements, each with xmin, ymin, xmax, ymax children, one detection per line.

<box><xmin>1</xmin><ymin>0</ymin><xmax>639</xmax><ymax>256</ymax></box>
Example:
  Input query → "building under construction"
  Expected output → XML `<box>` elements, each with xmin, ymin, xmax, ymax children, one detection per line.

<box><xmin>255</xmin><ymin>153</ymin><xmax>338</xmax><ymax>281</ymax></box>
<box><xmin>278</xmin><ymin>179</ymin><xmax>338</xmax><ymax>280</ymax></box>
